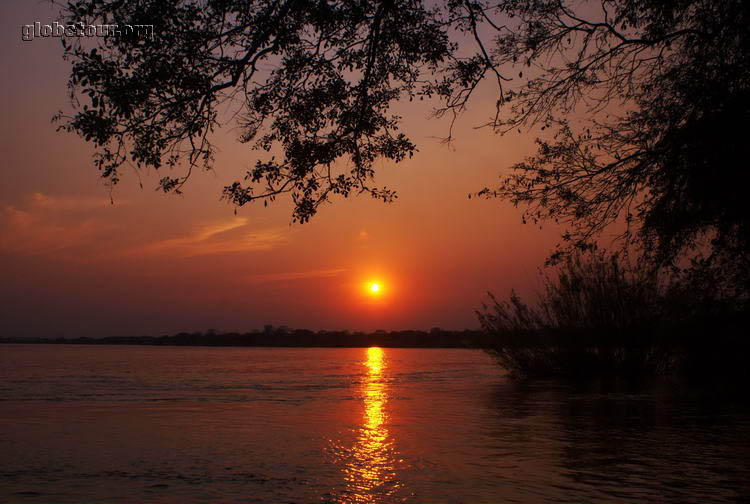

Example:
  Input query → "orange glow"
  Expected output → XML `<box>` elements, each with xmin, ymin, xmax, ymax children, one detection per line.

<box><xmin>3</xmin><ymin>11</ymin><xmax>565</xmax><ymax>337</ymax></box>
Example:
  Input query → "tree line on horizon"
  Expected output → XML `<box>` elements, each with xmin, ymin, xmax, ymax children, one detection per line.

<box><xmin>0</xmin><ymin>327</ymin><xmax>486</xmax><ymax>348</ymax></box>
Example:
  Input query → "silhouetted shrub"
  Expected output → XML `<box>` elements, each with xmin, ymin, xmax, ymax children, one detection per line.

<box><xmin>477</xmin><ymin>251</ymin><xmax>675</xmax><ymax>379</ymax></box>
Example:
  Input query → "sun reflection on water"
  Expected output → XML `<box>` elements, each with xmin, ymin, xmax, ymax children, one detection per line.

<box><xmin>329</xmin><ymin>347</ymin><xmax>404</xmax><ymax>503</ymax></box>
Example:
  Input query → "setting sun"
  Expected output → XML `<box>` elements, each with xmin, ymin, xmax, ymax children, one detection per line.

<box><xmin>358</xmin><ymin>276</ymin><xmax>394</xmax><ymax>305</ymax></box>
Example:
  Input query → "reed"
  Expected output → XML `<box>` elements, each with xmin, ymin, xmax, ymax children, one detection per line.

<box><xmin>477</xmin><ymin>251</ymin><xmax>675</xmax><ymax>379</ymax></box>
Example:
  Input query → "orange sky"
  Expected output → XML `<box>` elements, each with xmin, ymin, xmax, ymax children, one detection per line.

<box><xmin>0</xmin><ymin>1</ymin><xmax>579</xmax><ymax>337</ymax></box>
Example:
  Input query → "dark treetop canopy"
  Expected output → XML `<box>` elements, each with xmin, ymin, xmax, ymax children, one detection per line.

<box><xmin>56</xmin><ymin>0</ymin><xmax>491</xmax><ymax>221</ymax></box>
<box><xmin>57</xmin><ymin>0</ymin><xmax>750</xmax><ymax>296</ymax></box>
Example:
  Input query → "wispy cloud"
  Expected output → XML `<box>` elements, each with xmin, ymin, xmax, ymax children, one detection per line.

<box><xmin>0</xmin><ymin>192</ymin><xmax>285</xmax><ymax>260</ymax></box>
<box><xmin>130</xmin><ymin>217</ymin><xmax>289</xmax><ymax>257</ymax></box>
<box><xmin>0</xmin><ymin>199</ymin><xmax>117</xmax><ymax>256</ymax></box>
<box><xmin>0</xmin><ymin>192</ymin><xmax>131</xmax><ymax>256</ymax></box>
<box><xmin>246</xmin><ymin>268</ymin><xmax>347</xmax><ymax>284</ymax></box>
<box><xmin>28</xmin><ymin>192</ymin><xmax>127</xmax><ymax>211</ymax></box>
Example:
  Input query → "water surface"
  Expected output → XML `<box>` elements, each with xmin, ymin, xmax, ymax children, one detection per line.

<box><xmin>1</xmin><ymin>344</ymin><xmax>748</xmax><ymax>503</ymax></box>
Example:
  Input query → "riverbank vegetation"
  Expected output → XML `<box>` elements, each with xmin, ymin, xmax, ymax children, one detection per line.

<box><xmin>478</xmin><ymin>251</ymin><xmax>748</xmax><ymax>380</ymax></box>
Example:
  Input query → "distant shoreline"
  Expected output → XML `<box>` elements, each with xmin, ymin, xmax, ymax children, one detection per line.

<box><xmin>0</xmin><ymin>328</ymin><xmax>485</xmax><ymax>349</ymax></box>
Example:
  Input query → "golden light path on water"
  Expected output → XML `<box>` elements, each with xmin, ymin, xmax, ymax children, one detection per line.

<box><xmin>334</xmin><ymin>347</ymin><xmax>403</xmax><ymax>503</ymax></box>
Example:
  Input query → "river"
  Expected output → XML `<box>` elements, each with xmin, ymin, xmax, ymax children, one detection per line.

<box><xmin>1</xmin><ymin>344</ymin><xmax>748</xmax><ymax>503</ymax></box>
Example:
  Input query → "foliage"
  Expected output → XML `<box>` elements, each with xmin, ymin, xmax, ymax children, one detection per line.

<box><xmin>477</xmin><ymin>250</ymin><xmax>674</xmax><ymax>378</ymax></box>
<box><xmin>55</xmin><ymin>0</ymin><xmax>750</xmax><ymax>293</ymax></box>
<box><xmin>473</xmin><ymin>0</ymin><xmax>750</xmax><ymax>297</ymax></box>
<box><xmin>54</xmin><ymin>0</ymin><xmax>496</xmax><ymax>222</ymax></box>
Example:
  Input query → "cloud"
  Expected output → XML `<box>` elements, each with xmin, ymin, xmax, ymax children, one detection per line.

<box><xmin>0</xmin><ymin>192</ymin><xmax>283</xmax><ymax>260</ymax></box>
<box><xmin>0</xmin><ymin>200</ymin><xmax>117</xmax><ymax>256</ymax></box>
<box><xmin>246</xmin><ymin>268</ymin><xmax>347</xmax><ymax>284</ymax></box>
<box><xmin>0</xmin><ymin>192</ymin><xmax>133</xmax><ymax>256</ymax></box>
<box><xmin>28</xmin><ymin>192</ymin><xmax>127</xmax><ymax>211</ymax></box>
<box><xmin>130</xmin><ymin>217</ymin><xmax>289</xmax><ymax>257</ymax></box>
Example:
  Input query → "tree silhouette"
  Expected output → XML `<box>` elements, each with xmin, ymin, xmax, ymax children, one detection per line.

<box><xmin>56</xmin><ymin>1</ymin><xmax>750</xmax><ymax>295</ymax></box>
<box><xmin>55</xmin><ymin>0</ymin><xmax>468</xmax><ymax>221</ymax></box>
<box><xmin>471</xmin><ymin>0</ymin><xmax>750</xmax><ymax>297</ymax></box>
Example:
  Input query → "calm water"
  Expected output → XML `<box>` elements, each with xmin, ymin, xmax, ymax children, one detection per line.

<box><xmin>1</xmin><ymin>344</ymin><xmax>748</xmax><ymax>503</ymax></box>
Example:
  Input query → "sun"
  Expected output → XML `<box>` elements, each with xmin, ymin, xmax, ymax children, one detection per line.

<box><xmin>360</xmin><ymin>276</ymin><xmax>390</xmax><ymax>301</ymax></box>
